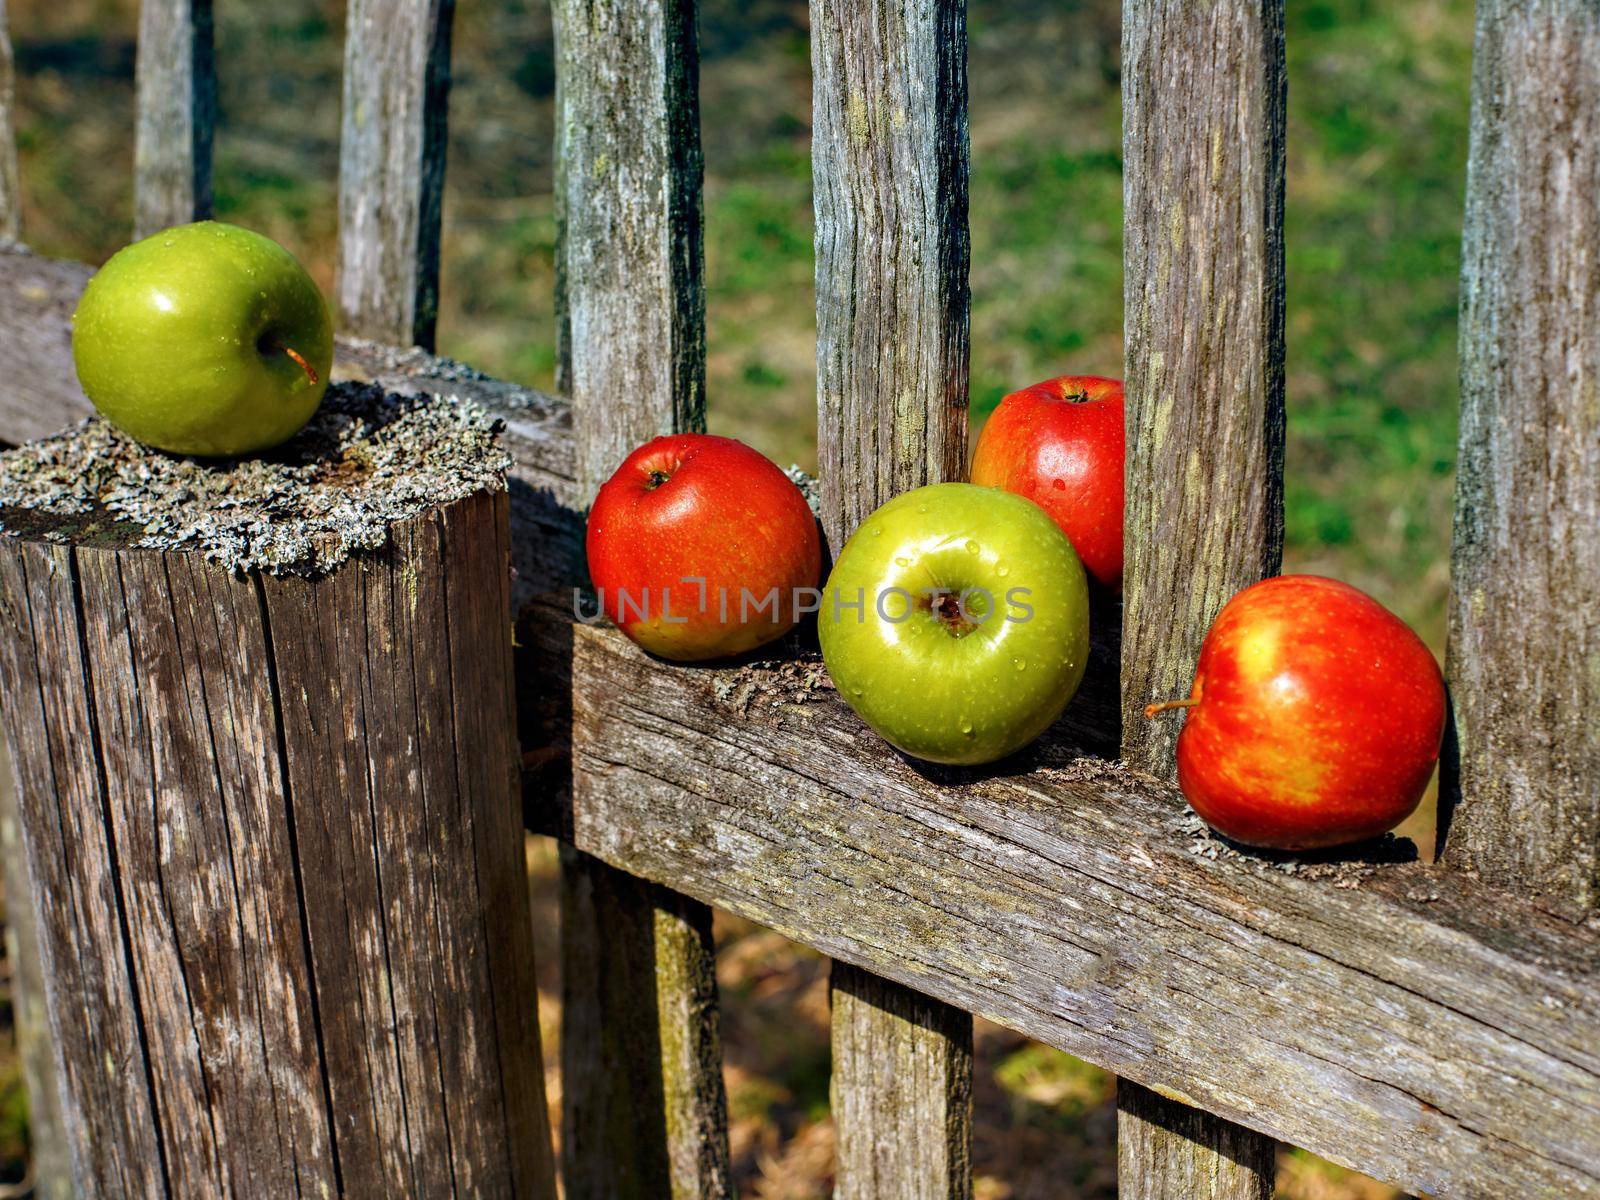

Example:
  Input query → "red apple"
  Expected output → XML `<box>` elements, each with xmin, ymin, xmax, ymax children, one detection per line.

<box><xmin>1148</xmin><ymin>575</ymin><xmax>1446</xmax><ymax>850</ymax></box>
<box><xmin>969</xmin><ymin>374</ymin><xmax>1124</xmax><ymax>591</ymax></box>
<box><xmin>586</xmin><ymin>433</ymin><xmax>821</xmax><ymax>661</ymax></box>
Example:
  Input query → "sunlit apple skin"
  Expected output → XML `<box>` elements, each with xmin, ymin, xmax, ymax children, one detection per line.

<box><xmin>72</xmin><ymin>222</ymin><xmax>333</xmax><ymax>457</ymax></box>
<box><xmin>1170</xmin><ymin>575</ymin><xmax>1446</xmax><ymax>850</ymax></box>
<box><xmin>969</xmin><ymin>374</ymin><xmax>1124</xmax><ymax>591</ymax></box>
<box><xmin>820</xmin><ymin>483</ymin><xmax>1089</xmax><ymax>766</ymax></box>
<box><xmin>586</xmin><ymin>433</ymin><xmax>821</xmax><ymax>661</ymax></box>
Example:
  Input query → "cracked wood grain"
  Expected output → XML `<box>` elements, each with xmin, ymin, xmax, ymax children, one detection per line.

<box><xmin>551</xmin><ymin>3</ymin><xmax>729</xmax><ymax>1196</ymax></box>
<box><xmin>1119</xmin><ymin>2</ymin><xmax>1287</xmax><ymax>1191</ymax></box>
<box><xmin>1442</xmin><ymin>0</ymin><xmax>1600</xmax><ymax>918</ymax></box>
<box><xmin>1120</xmin><ymin>0</ymin><xmax>1287</xmax><ymax>775</ymax></box>
<box><xmin>831</xmin><ymin>963</ymin><xmax>972</xmax><ymax>1200</ymax></box>
<box><xmin>1118</xmin><ymin>1080</ymin><xmax>1273</xmax><ymax>1200</ymax></box>
<box><xmin>562</xmin><ymin>622</ymin><xmax>1600</xmax><ymax>1199</ymax></box>
<box><xmin>811</xmin><ymin>0</ymin><xmax>969</xmax><ymax>554</ymax></box>
<box><xmin>133</xmin><ymin>0</ymin><xmax>214</xmax><ymax>238</ymax></box>
<box><xmin>337</xmin><ymin>0</ymin><xmax>455</xmax><ymax>349</ymax></box>
<box><xmin>553</xmin><ymin>0</ymin><xmax>705</xmax><ymax>501</ymax></box>
<box><xmin>0</xmin><ymin>490</ymin><xmax>556</xmax><ymax>1197</ymax></box>
<box><xmin>811</xmin><ymin>3</ymin><xmax>975</xmax><ymax>1195</ymax></box>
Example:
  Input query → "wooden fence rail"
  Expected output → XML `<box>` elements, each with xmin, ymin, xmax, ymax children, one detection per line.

<box><xmin>0</xmin><ymin>0</ymin><xmax>1596</xmax><ymax>1198</ymax></box>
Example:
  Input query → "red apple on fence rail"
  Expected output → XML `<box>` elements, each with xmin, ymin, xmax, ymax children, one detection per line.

<box><xmin>969</xmin><ymin>374</ymin><xmax>1125</xmax><ymax>591</ymax></box>
<box><xmin>1146</xmin><ymin>575</ymin><xmax>1446</xmax><ymax>851</ymax></box>
<box><xmin>586</xmin><ymin>433</ymin><xmax>821</xmax><ymax>661</ymax></box>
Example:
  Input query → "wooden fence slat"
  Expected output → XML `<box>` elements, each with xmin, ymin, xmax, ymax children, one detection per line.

<box><xmin>831</xmin><ymin>963</ymin><xmax>972</xmax><ymax>1200</ymax></box>
<box><xmin>552</xmin><ymin>3</ymin><xmax>729</xmax><ymax>1197</ymax></box>
<box><xmin>812</xmin><ymin>0</ymin><xmax>969</xmax><ymax>555</ymax></box>
<box><xmin>1443</xmin><ymin>0</ymin><xmax>1600</xmax><ymax>918</ymax></box>
<box><xmin>1118</xmin><ymin>1081</ymin><xmax>1274</xmax><ymax>1200</ymax></box>
<box><xmin>336</xmin><ymin>0</ymin><xmax>454</xmax><ymax>350</ymax></box>
<box><xmin>0</xmin><ymin>738</ymin><xmax>73</xmax><ymax>1199</ymax></box>
<box><xmin>133</xmin><ymin>0</ymin><xmax>214</xmax><ymax>238</ymax></box>
<box><xmin>1120</xmin><ymin>0</ymin><xmax>1287</xmax><ymax>1194</ymax></box>
<box><xmin>811</xmin><ymin>2</ymin><xmax>973</xmax><ymax>1196</ymax></box>
<box><xmin>0</xmin><ymin>0</ymin><xmax>21</xmax><ymax>240</ymax></box>
<box><xmin>554</xmin><ymin>0</ymin><xmax>705</xmax><ymax>500</ymax></box>
<box><xmin>558</xmin><ymin>849</ymin><xmax>729</xmax><ymax>1199</ymax></box>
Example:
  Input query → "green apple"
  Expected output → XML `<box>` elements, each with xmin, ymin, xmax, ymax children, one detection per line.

<box><xmin>820</xmin><ymin>482</ymin><xmax>1090</xmax><ymax>766</ymax></box>
<box><xmin>72</xmin><ymin>221</ymin><xmax>333</xmax><ymax>457</ymax></box>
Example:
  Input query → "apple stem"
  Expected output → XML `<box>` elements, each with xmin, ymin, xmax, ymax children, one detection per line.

<box><xmin>280</xmin><ymin>345</ymin><xmax>319</xmax><ymax>387</ymax></box>
<box><xmin>1143</xmin><ymin>696</ymin><xmax>1200</xmax><ymax>719</ymax></box>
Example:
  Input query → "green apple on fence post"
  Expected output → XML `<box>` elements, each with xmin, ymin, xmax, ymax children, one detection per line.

<box><xmin>72</xmin><ymin>221</ymin><xmax>333</xmax><ymax>457</ymax></box>
<box><xmin>821</xmin><ymin>483</ymin><xmax>1090</xmax><ymax>766</ymax></box>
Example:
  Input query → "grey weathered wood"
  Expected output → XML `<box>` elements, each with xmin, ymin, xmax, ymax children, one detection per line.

<box><xmin>811</xmin><ymin>4</ymin><xmax>975</xmax><ymax>1195</ymax></box>
<box><xmin>133</xmin><ymin>0</ymin><xmax>214</xmax><ymax>238</ymax></box>
<box><xmin>1119</xmin><ymin>4</ymin><xmax>1287</xmax><ymax>1190</ymax></box>
<box><xmin>811</xmin><ymin>0</ymin><xmax>969</xmax><ymax>553</ymax></box>
<box><xmin>558</xmin><ymin>621</ymin><xmax>1600</xmax><ymax>1200</ymax></box>
<box><xmin>0</xmin><ymin>488</ymin><xmax>556</xmax><ymax>1197</ymax></box>
<box><xmin>337</xmin><ymin>0</ymin><xmax>455</xmax><ymax>350</ymax></box>
<box><xmin>0</xmin><ymin>736</ymin><xmax>72</xmax><ymax>1200</ymax></box>
<box><xmin>0</xmin><ymin>250</ymin><xmax>95</xmax><ymax>442</ymax></box>
<box><xmin>559</xmin><ymin>847</ymin><xmax>730</xmax><ymax>1200</ymax></box>
<box><xmin>1120</xmin><ymin>0</ymin><xmax>1287</xmax><ymax>773</ymax></box>
<box><xmin>1118</xmin><ymin>1080</ymin><xmax>1274</xmax><ymax>1200</ymax></box>
<box><xmin>0</xmin><ymin>0</ymin><xmax>21</xmax><ymax>241</ymax></box>
<box><xmin>1443</xmin><ymin>0</ymin><xmax>1600</xmax><ymax>918</ymax></box>
<box><xmin>831</xmin><ymin>963</ymin><xmax>972</xmax><ymax>1200</ymax></box>
<box><xmin>553</xmin><ymin>0</ymin><xmax>705</xmax><ymax>499</ymax></box>
<box><xmin>551</xmin><ymin>3</ymin><xmax>728</xmax><ymax>1196</ymax></box>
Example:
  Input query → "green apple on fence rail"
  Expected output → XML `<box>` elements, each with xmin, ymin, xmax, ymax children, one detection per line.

<box><xmin>819</xmin><ymin>483</ymin><xmax>1090</xmax><ymax>767</ymax></box>
<box><xmin>72</xmin><ymin>221</ymin><xmax>332</xmax><ymax>457</ymax></box>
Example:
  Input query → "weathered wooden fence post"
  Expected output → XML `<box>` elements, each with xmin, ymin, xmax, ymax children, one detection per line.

<box><xmin>337</xmin><ymin>0</ymin><xmax>455</xmax><ymax>350</ymax></box>
<box><xmin>551</xmin><ymin>2</ymin><xmax>732</xmax><ymax>1198</ymax></box>
<box><xmin>811</xmin><ymin>1</ymin><xmax>974</xmax><ymax>1196</ymax></box>
<box><xmin>0</xmin><ymin>0</ymin><xmax>20</xmax><ymax>241</ymax></box>
<box><xmin>133</xmin><ymin>0</ymin><xmax>214</xmax><ymax>237</ymax></box>
<box><xmin>0</xmin><ymin>406</ymin><xmax>556</xmax><ymax>1198</ymax></box>
<box><xmin>1120</xmin><ymin>0</ymin><xmax>1286</xmax><ymax>1195</ymax></box>
<box><xmin>1443</xmin><ymin>0</ymin><xmax>1600</xmax><ymax>920</ymax></box>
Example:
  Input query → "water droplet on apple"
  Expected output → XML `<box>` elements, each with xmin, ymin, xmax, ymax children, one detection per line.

<box><xmin>1013</xmin><ymin>658</ymin><xmax>1026</xmax><ymax>671</ymax></box>
<box><xmin>996</xmin><ymin>564</ymin><xmax>1009</xmax><ymax>577</ymax></box>
<box><xmin>851</xmin><ymin>686</ymin><xmax>863</xmax><ymax>697</ymax></box>
<box><xmin>959</xmin><ymin>717</ymin><xmax>974</xmax><ymax>735</ymax></box>
<box><xmin>917</xmin><ymin>504</ymin><xmax>928</xmax><ymax>513</ymax></box>
<box><xmin>894</xmin><ymin>556</ymin><xmax>909</xmax><ymax>567</ymax></box>
<box><xmin>1052</xmin><ymin>478</ymin><xmax>1066</xmax><ymax>491</ymax></box>
<box><xmin>870</xmin><ymin>526</ymin><xmax>882</xmax><ymax>536</ymax></box>
<box><xmin>965</xmin><ymin>539</ymin><xmax>979</xmax><ymax>554</ymax></box>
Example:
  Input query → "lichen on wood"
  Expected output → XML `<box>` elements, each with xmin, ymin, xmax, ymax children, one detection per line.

<box><xmin>0</xmin><ymin>381</ymin><xmax>509</xmax><ymax>575</ymax></box>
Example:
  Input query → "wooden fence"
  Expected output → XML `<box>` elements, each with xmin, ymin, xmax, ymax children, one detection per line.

<box><xmin>0</xmin><ymin>0</ymin><xmax>1596</xmax><ymax>1197</ymax></box>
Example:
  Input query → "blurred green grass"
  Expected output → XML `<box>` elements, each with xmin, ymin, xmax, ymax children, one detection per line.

<box><xmin>4</xmin><ymin>0</ymin><xmax>1470</xmax><ymax>1194</ymax></box>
